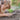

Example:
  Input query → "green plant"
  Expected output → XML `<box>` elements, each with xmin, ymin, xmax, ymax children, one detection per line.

<box><xmin>18</xmin><ymin>3</ymin><xmax>20</xmax><ymax>7</ymax></box>
<box><xmin>8</xmin><ymin>9</ymin><xmax>13</xmax><ymax>13</ymax></box>
<box><xmin>12</xmin><ymin>0</ymin><xmax>17</xmax><ymax>5</ymax></box>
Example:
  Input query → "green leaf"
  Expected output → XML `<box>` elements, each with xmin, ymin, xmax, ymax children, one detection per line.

<box><xmin>8</xmin><ymin>9</ymin><xmax>13</xmax><ymax>13</ymax></box>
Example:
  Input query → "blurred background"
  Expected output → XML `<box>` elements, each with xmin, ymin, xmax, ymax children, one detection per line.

<box><xmin>0</xmin><ymin>0</ymin><xmax>20</xmax><ymax>20</ymax></box>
